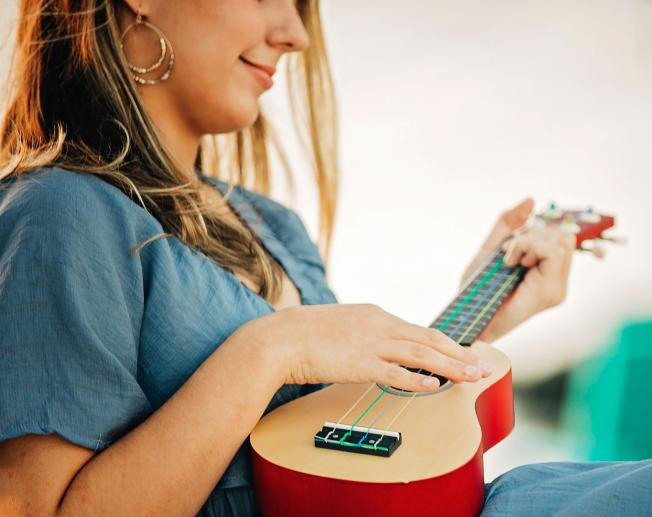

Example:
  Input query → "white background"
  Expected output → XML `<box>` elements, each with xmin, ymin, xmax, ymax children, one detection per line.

<box><xmin>2</xmin><ymin>0</ymin><xmax>652</xmax><ymax>479</ymax></box>
<box><xmin>286</xmin><ymin>0</ymin><xmax>652</xmax><ymax>385</ymax></box>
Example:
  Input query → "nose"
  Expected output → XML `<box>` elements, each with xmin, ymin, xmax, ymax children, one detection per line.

<box><xmin>267</xmin><ymin>1</ymin><xmax>311</xmax><ymax>53</ymax></box>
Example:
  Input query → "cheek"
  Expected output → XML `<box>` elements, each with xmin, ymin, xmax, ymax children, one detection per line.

<box><xmin>160</xmin><ymin>1</ymin><xmax>266</xmax><ymax>133</ymax></box>
<box><xmin>178</xmin><ymin>52</ymin><xmax>261</xmax><ymax>133</ymax></box>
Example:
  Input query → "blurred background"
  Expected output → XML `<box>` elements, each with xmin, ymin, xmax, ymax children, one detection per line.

<box><xmin>2</xmin><ymin>0</ymin><xmax>652</xmax><ymax>481</ymax></box>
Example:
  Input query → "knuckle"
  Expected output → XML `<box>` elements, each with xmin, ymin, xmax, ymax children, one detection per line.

<box><xmin>462</xmin><ymin>349</ymin><xmax>480</xmax><ymax>364</ymax></box>
<box><xmin>370</xmin><ymin>303</ymin><xmax>390</xmax><ymax>318</ymax></box>
<box><xmin>428</xmin><ymin>328</ymin><xmax>449</xmax><ymax>348</ymax></box>
<box><xmin>363</xmin><ymin>303</ymin><xmax>380</xmax><ymax>312</ymax></box>
<box><xmin>510</xmin><ymin>235</ymin><xmax>523</xmax><ymax>246</ymax></box>
<box><xmin>360</xmin><ymin>303</ymin><xmax>387</xmax><ymax>324</ymax></box>
<box><xmin>385</xmin><ymin>364</ymin><xmax>403</xmax><ymax>383</ymax></box>
<box><xmin>437</xmin><ymin>356</ymin><xmax>461</xmax><ymax>378</ymax></box>
<box><xmin>409</xmin><ymin>344</ymin><xmax>428</xmax><ymax>361</ymax></box>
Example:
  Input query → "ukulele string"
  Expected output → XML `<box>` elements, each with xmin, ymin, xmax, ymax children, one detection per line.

<box><xmin>434</xmin><ymin>255</ymin><xmax>504</xmax><ymax>333</ymax></box>
<box><xmin>336</xmin><ymin>386</ymin><xmax>389</xmax><ymax>445</ymax></box>
<box><xmin>356</xmin><ymin>395</ymin><xmax>400</xmax><ymax>445</ymax></box>
<box><xmin>339</xmin><ymin>254</ymin><xmax>508</xmax><ymax>435</ymax></box>
<box><xmin>456</xmin><ymin>269</ymin><xmax>521</xmax><ymax>343</ymax></box>
<box><xmin>373</xmin><ymin>268</ymin><xmax>522</xmax><ymax>447</ymax></box>
<box><xmin>319</xmin><ymin>383</ymin><xmax>376</xmax><ymax>443</ymax></box>
<box><xmin>446</xmin><ymin>268</ymin><xmax>511</xmax><ymax>341</ymax></box>
<box><xmin>413</xmin><ymin>253</ymin><xmax>507</xmax><ymax>376</ymax></box>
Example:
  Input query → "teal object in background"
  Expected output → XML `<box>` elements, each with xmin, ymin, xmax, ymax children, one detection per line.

<box><xmin>563</xmin><ymin>320</ymin><xmax>652</xmax><ymax>461</ymax></box>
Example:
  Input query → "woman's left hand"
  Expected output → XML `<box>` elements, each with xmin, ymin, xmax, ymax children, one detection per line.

<box><xmin>459</xmin><ymin>198</ymin><xmax>576</xmax><ymax>343</ymax></box>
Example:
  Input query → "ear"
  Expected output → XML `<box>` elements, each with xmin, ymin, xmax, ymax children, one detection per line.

<box><xmin>120</xmin><ymin>0</ymin><xmax>150</xmax><ymax>18</ymax></box>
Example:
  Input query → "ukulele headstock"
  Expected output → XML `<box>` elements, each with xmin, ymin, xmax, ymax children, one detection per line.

<box><xmin>533</xmin><ymin>203</ymin><xmax>620</xmax><ymax>258</ymax></box>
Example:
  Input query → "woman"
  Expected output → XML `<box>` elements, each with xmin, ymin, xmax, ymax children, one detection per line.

<box><xmin>0</xmin><ymin>1</ymin><xmax>649</xmax><ymax>516</ymax></box>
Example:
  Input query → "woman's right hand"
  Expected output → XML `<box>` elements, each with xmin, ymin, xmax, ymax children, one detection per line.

<box><xmin>239</xmin><ymin>303</ymin><xmax>493</xmax><ymax>393</ymax></box>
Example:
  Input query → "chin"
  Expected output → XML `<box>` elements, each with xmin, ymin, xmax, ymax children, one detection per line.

<box><xmin>236</xmin><ymin>105</ymin><xmax>262</xmax><ymax>130</ymax></box>
<box><xmin>203</xmin><ymin>101</ymin><xmax>261</xmax><ymax>134</ymax></box>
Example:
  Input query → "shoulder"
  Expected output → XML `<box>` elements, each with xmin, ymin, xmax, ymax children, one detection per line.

<box><xmin>1</xmin><ymin>166</ymin><xmax>162</xmax><ymax>231</ymax></box>
<box><xmin>0</xmin><ymin>170</ymin><xmax>154</xmax><ymax>450</ymax></box>
<box><xmin>0</xmin><ymin>167</ymin><xmax>164</xmax><ymax>254</ymax></box>
<box><xmin>0</xmin><ymin>167</ymin><xmax>170</xmax><ymax>299</ymax></box>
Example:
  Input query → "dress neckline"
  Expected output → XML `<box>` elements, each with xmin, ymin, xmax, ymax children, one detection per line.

<box><xmin>197</xmin><ymin>174</ymin><xmax>309</xmax><ymax>308</ymax></box>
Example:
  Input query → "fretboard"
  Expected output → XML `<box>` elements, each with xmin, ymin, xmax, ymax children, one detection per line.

<box><xmin>429</xmin><ymin>250</ymin><xmax>526</xmax><ymax>345</ymax></box>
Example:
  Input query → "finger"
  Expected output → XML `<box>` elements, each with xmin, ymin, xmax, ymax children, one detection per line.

<box><xmin>526</xmin><ymin>237</ymin><xmax>568</xmax><ymax>264</ymax></box>
<box><xmin>503</xmin><ymin>227</ymin><xmax>571</xmax><ymax>266</ymax></box>
<box><xmin>372</xmin><ymin>361</ymin><xmax>442</xmax><ymax>392</ymax></box>
<box><xmin>508</xmin><ymin>238</ymin><xmax>562</xmax><ymax>268</ymax></box>
<box><xmin>486</xmin><ymin>197</ymin><xmax>535</xmax><ymax>249</ymax></box>
<box><xmin>501</xmin><ymin>197</ymin><xmax>535</xmax><ymax>230</ymax></box>
<box><xmin>558</xmin><ymin>230</ymin><xmax>577</xmax><ymax>252</ymax></box>
<box><xmin>391</xmin><ymin>321</ymin><xmax>483</xmax><ymax>367</ymax></box>
<box><xmin>503</xmin><ymin>235</ymin><xmax>533</xmax><ymax>266</ymax></box>
<box><xmin>380</xmin><ymin>340</ymin><xmax>490</xmax><ymax>383</ymax></box>
<box><xmin>459</xmin><ymin>198</ymin><xmax>534</xmax><ymax>286</ymax></box>
<box><xmin>520</xmin><ymin>249</ymin><xmax>539</xmax><ymax>268</ymax></box>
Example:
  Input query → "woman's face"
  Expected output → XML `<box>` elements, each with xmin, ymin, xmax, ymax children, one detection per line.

<box><xmin>118</xmin><ymin>0</ymin><xmax>309</xmax><ymax>137</ymax></box>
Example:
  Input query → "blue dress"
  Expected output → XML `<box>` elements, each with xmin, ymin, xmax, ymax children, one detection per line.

<box><xmin>0</xmin><ymin>167</ymin><xmax>650</xmax><ymax>516</ymax></box>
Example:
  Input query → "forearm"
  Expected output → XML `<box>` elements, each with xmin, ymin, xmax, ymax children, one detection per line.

<box><xmin>57</xmin><ymin>323</ymin><xmax>285</xmax><ymax>517</ymax></box>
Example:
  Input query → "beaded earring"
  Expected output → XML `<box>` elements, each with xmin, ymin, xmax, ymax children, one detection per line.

<box><xmin>119</xmin><ymin>8</ymin><xmax>175</xmax><ymax>85</ymax></box>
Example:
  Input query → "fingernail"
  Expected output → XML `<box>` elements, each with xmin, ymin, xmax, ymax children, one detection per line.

<box><xmin>479</xmin><ymin>361</ymin><xmax>493</xmax><ymax>375</ymax></box>
<box><xmin>464</xmin><ymin>365</ymin><xmax>479</xmax><ymax>377</ymax></box>
<box><xmin>422</xmin><ymin>377</ymin><xmax>440</xmax><ymax>389</ymax></box>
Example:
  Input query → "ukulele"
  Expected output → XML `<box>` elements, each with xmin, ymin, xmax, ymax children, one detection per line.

<box><xmin>250</xmin><ymin>204</ymin><xmax>617</xmax><ymax>517</ymax></box>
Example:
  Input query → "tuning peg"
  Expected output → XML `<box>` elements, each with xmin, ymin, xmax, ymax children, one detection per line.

<box><xmin>561</xmin><ymin>216</ymin><xmax>581</xmax><ymax>234</ymax></box>
<box><xmin>599</xmin><ymin>234</ymin><xmax>628</xmax><ymax>245</ymax></box>
<box><xmin>579</xmin><ymin>206</ymin><xmax>601</xmax><ymax>223</ymax></box>
<box><xmin>579</xmin><ymin>241</ymin><xmax>606</xmax><ymax>259</ymax></box>
<box><xmin>542</xmin><ymin>201</ymin><xmax>562</xmax><ymax>219</ymax></box>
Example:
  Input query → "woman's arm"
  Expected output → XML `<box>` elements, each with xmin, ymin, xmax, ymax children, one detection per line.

<box><xmin>0</xmin><ymin>304</ymin><xmax>488</xmax><ymax>517</ymax></box>
<box><xmin>460</xmin><ymin>199</ymin><xmax>575</xmax><ymax>344</ymax></box>
<box><xmin>0</xmin><ymin>324</ymin><xmax>285</xmax><ymax>517</ymax></box>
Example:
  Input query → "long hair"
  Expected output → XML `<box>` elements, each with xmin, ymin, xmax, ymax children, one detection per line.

<box><xmin>0</xmin><ymin>0</ymin><xmax>339</xmax><ymax>306</ymax></box>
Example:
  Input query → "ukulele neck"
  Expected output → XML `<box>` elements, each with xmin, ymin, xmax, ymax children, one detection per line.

<box><xmin>430</xmin><ymin>249</ymin><xmax>526</xmax><ymax>346</ymax></box>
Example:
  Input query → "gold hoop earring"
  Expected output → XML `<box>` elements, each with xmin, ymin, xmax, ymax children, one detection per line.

<box><xmin>119</xmin><ymin>10</ymin><xmax>175</xmax><ymax>85</ymax></box>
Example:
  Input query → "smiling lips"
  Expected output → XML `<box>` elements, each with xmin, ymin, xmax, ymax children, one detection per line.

<box><xmin>240</xmin><ymin>56</ymin><xmax>275</xmax><ymax>89</ymax></box>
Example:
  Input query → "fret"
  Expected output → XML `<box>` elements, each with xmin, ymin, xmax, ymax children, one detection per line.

<box><xmin>429</xmin><ymin>250</ymin><xmax>527</xmax><ymax>346</ymax></box>
<box><xmin>432</xmin><ymin>313</ymin><xmax>494</xmax><ymax>329</ymax></box>
<box><xmin>386</xmin><ymin>249</ymin><xmax>527</xmax><ymax>395</ymax></box>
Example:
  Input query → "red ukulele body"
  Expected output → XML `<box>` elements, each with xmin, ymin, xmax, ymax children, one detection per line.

<box><xmin>249</xmin><ymin>207</ymin><xmax>615</xmax><ymax>517</ymax></box>
<box><xmin>252</xmin><ymin>344</ymin><xmax>513</xmax><ymax>517</ymax></box>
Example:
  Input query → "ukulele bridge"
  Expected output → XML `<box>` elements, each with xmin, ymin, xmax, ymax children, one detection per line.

<box><xmin>314</xmin><ymin>421</ymin><xmax>402</xmax><ymax>458</ymax></box>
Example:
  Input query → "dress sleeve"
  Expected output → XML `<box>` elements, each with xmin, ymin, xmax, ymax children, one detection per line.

<box><xmin>0</xmin><ymin>170</ymin><xmax>152</xmax><ymax>451</ymax></box>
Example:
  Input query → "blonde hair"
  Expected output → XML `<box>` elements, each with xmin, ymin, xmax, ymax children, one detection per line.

<box><xmin>0</xmin><ymin>0</ymin><xmax>339</xmax><ymax>306</ymax></box>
